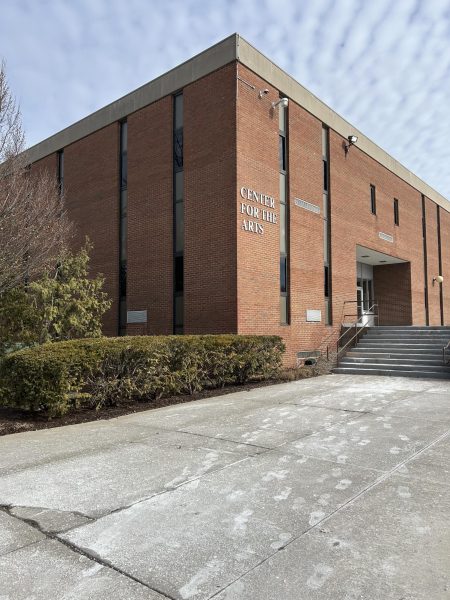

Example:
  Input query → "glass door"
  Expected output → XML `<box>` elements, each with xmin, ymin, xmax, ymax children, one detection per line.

<box><xmin>357</xmin><ymin>286</ymin><xmax>364</xmax><ymax>319</ymax></box>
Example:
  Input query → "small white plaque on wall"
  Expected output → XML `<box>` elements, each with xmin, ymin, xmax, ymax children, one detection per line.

<box><xmin>127</xmin><ymin>310</ymin><xmax>147</xmax><ymax>324</ymax></box>
<box><xmin>306</xmin><ymin>310</ymin><xmax>322</xmax><ymax>322</ymax></box>
<box><xmin>294</xmin><ymin>198</ymin><xmax>321</xmax><ymax>214</ymax></box>
<box><xmin>378</xmin><ymin>231</ymin><xmax>394</xmax><ymax>243</ymax></box>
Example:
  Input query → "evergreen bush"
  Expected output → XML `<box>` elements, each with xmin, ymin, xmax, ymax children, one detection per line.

<box><xmin>0</xmin><ymin>335</ymin><xmax>284</xmax><ymax>417</ymax></box>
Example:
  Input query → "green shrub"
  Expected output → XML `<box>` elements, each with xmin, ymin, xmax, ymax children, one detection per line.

<box><xmin>0</xmin><ymin>335</ymin><xmax>284</xmax><ymax>417</ymax></box>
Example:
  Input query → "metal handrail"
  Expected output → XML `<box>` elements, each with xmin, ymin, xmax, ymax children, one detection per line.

<box><xmin>321</xmin><ymin>301</ymin><xmax>378</xmax><ymax>363</ymax></box>
<box><xmin>318</xmin><ymin>327</ymin><xmax>340</xmax><ymax>361</ymax></box>
<box><xmin>443</xmin><ymin>340</ymin><xmax>450</xmax><ymax>366</ymax></box>
<box><xmin>336</xmin><ymin>303</ymin><xmax>379</xmax><ymax>366</ymax></box>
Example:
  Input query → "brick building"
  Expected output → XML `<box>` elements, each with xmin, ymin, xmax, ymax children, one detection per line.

<box><xmin>26</xmin><ymin>34</ymin><xmax>450</xmax><ymax>366</ymax></box>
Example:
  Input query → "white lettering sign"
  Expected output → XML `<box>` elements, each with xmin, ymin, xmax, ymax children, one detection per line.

<box><xmin>239</xmin><ymin>187</ymin><xmax>277</xmax><ymax>234</ymax></box>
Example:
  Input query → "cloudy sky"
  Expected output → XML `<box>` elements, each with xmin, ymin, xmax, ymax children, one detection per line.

<box><xmin>1</xmin><ymin>0</ymin><xmax>450</xmax><ymax>198</ymax></box>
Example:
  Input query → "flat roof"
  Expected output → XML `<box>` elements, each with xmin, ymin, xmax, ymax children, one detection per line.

<box><xmin>25</xmin><ymin>33</ymin><xmax>449</xmax><ymax>212</ymax></box>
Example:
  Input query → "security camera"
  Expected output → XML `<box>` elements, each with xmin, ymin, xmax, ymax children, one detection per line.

<box><xmin>345</xmin><ymin>134</ymin><xmax>358</xmax><ymax>155</ymax></box>
<box><xmin>271</xmin><ymin>97</ymin><xmax>289</xmax><ymax>109</ymax></box>
<box><xmin>258</xmin><ymin>88</ymin><xmax>269</xmax><ymax>98</ymax></box>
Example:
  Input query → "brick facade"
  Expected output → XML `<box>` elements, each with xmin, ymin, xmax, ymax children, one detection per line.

<box><xmin>184</xmin><ymin>63</ymin><xmax>237</xmax><ymax>334</ymax></box>
<box><xmin>127</xmin><ymin>97</ymin><xmax>173</xmax><ymax>336</ymax></box>
<box><xmin>32</xmin><ymin>57</ymin><xmax>450</xmax><ymax>366</ymax></box>
<box><xmin>35</xmin><ymin>124</ymin><xmax>120</xmax><ymax>335</ymax></box>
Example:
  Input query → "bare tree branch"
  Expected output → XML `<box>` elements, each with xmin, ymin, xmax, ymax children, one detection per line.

<box><xmin>0</xmin><ymin>61</ymin><xmax>72</xmax><ymax>294</ymax></box>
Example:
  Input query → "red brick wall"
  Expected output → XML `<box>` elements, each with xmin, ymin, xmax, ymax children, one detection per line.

<box><xmin>440</xmin><ymin>208</ymin><xmax>450</xmax><ymax>324</ymax></box>
<box><xmin>236</xmin><ymin>66</ymin><xmax>280</xmax><ymax>341</ymax></box>
<box><xmin>32</xmin><ymin>153</ymin><xmax>57</xmax><ymax>176</ymax></box>
<box><xmin>35</xmin><ymin>125</ymin><xmax>120</xmax><ymax>335</ymax></box>
<box><xmin>183</xmin><ymin>63</ymin><xmax>238</xmax><ymax>334</ymax></box>
<box><xmin>373</xmin><ymin>263</ymin><xmax>412</xmax><ymax>325</ymax></box>
<box><xmin>329</xmin><ymin>131</ymin><xmax>427</xmax><ymax>331</ymax></box>
<box><xmin>31</xmin><ymin>59</ymin><xmax>450</xmax><ymax>354</ymax></box>
<box><xmin>425</xmin><ymin>198</ymin><xmax>442</xmax><ymax>325</ymax></box>
<box><xmin>63</xmin><ymin>124</ymin><xmax>120</xmax><ymax>335</ymax></box>
<box><xmin>127</xmin><ymin>97</ymin><xmax>173</xmax><ymax>335</ymax></box>
<box><xmin>235</xmin><ymin>65</ymin><xmax>333</xmax><ymax>365</ymax></box>
<box><xmin>235</xmin><ymin>62</ymin><xmax>449</xmax><ymax>366</ymax></box>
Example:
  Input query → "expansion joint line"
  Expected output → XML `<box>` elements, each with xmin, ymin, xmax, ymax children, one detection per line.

<box><xmin>0</xmin><ymin>504</ymin><xmax>176</xmax><ymax>600</ymax></box>
<box><xmin>209</xmin><ymin>426</ymin><xmax>450</xmax><ymax>599</ymax></box>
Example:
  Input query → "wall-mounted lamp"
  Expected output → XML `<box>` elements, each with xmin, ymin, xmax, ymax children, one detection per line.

<box><xmin>258</xmin><ymin>88</ymin><xmax>269</xmax><ymax>98</ymax></box>
<box><xmin>271</xmin><ymin>97</ymin><xmax>289</xmax><ymax>109</ymax></box>
<box><xmin>432</xmin><ymin>275</ymin><xmax>444</xmax><ymax>285</ymax></box>
<box><xmin>344</xmin><ymin>134</ymin><xmax>358</xmax><ymax>155</ymax></box>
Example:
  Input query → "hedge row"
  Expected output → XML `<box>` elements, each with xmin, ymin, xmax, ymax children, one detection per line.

<box><xmin>0</xmin><ymin>335</ymin><xmax>284</xmax><ymax>417</ymax></box>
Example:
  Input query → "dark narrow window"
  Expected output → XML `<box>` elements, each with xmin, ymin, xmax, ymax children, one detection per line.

<box><xmin>279</xmin><ymin>97</ymin><xmax>288</xmax><ymax>324</ymax></box>
<box><xmin>174</xmin><ymin>255</ymin><xmax>184</xmax><ymax>293</ymax></box>
<box><xmin>280</xmin><ymin>256</ymin><xmax>287</xmax><ymax>293</ymax></box>
<box><xmin>437</xmin><ymin>205</ymin><xmax>444</xmax><ymax>325</ymax></box>
<box><xmin>173</xmin><ymin>93</ymin><xmax>184</xmax><ymax>334</ymax></box>
<box><xmin>57</xmin><ymin>150</ymin><xmax>64</xmax><ymax>195</ymax></box>
<box><xmin>322</xmin><ymin>125</ymin><xmax>332</xmax><ymax>324</ymax></box>
<box><xmin>370</xmin><ymin>184</ymin><xmax>376</xmax><ymax>215</ymax></box>
<box><xmin>279</xmin><ymin>135</ymin><xmax>286</xmax><ymax>172</ymax></box>
<box><xmin>323</xmin><ymin>159</ymin><xmax>328</xmax><ymax>192</ymax></box>
<box><xmin>422</xmin><ymin>195</ymin><xmax>429</xmax><ymax>325</ymax></box>
<box><xmin>394</xmin><ymin>198</ymin><xmax>399</xmax><ymax>226</ymax></box>
<box><xmin>118</xmin><ymin>120</ymin><xmax>128</xmax><ymax>335</ymax></box>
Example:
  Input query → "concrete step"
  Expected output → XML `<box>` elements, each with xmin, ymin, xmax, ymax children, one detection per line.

<box><xmin>362</xmin><ymin>337</ymin><xmax>449</xmax><ymax>343</ymax></box>
<box><xmin>339</xmin><ymin>360</ymin><xmax>450</xmax><ymax>372</ymax></box>
<box><xmin>362</xmin><ymin>340</ymin><xmax>449</xmax><ymax>345</ymax></box>
<box><xmin>333</xmin><ymin>367</ymin><xmax>450</xmax><ymax>379</ymax></box>
<box><xmin>369</xmin><ymin>326</ymin><xmax>450</xmax><ymax>331</ymax></box>
<box><xmin>337</xmin><ymin>326</ymin><xmax>450</xmax><ymax>379</ymax></box>
<box><xmin>348</xmin><ymin>351</ymin><xmax>444</xmax><ymax>360</ymax></box>
<box><xmin>357</xmin><ymin>341</ymin><xmax>445</xmax><ymax>347</ymax></box>
<box><xmin>342</xmin><ymin>357</ymin><xmax>446</xmax><ymax>367</ymax></box>
<box><xmin>365</xmin><ymin>331</ymin><xmax>450</xmax><ymax>336</ymax></box>
<box><xmin>348</xmin><ymin>349</ymin><xmax>445</xmax><ymax>357</ymax></box>
<box><xmin>365</xmin><ymin>331</ymin><xmax>449</xmax><ymax>335</ymax></box>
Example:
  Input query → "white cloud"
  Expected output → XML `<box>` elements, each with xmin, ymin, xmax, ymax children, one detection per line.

<box><xmin>1</xmin><ymin>0</ymin><xmax>449</xmax><ymax>197</ymax></box>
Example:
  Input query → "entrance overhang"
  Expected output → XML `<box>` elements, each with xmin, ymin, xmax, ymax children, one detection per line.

<box><xmin>356</xmin><ymin>245</ymin><xmax>407</xmax><ymax>266</ymax></box>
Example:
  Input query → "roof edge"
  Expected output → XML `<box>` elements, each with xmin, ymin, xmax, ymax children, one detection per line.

<box><xmin>24</xmin><ymin>33</ymin><xmax>239</xmax><ymax>164</ymax></box>
<box><xmin>24</xmin><ymin>33</ymin><xmax>449</xmax><ymax>211</ymax></box>
<box><xmin>236</xmin><ymin>35</ymin><xmax>449</xmax><ymax>211</ymax></box>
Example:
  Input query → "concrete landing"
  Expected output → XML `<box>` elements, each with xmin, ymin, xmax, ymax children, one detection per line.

<box><xmin>0</xmin><ymin>374</ymin><xmax>449</xmax><ymax>599</ymax></box>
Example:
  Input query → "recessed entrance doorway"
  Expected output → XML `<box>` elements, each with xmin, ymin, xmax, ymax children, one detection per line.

<box><xmin>356</xmin><ymin>245</ymin><xmax>412</xmax><ymax>326</ymax></box>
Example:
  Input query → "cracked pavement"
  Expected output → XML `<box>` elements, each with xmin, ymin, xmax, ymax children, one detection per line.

<box><xmin>0</xmin><ymin>374</ymin><xmax>449</xmax><ymax>599</ymax></box>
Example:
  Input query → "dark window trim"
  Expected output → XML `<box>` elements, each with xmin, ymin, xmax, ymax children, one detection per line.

<box><xmin>57</xmin><ymin>149</ymin><xmax>64</xmax><ymax>195</ymax></box>
<box><xmin>323</xmin><ymin>159</ymin><xmax>328</xmax><ymax>192</ymax></box>
<box><xmin>279</xmin><ymin>98</ymin><xmax>289</xmax><ymax>325</ymax></box>
<box><xmin>370</xmin><ymin>184</ymin><xmax>377</xmax><ymax>215</ymax></box>
<box><xmin>437</xmin><ymin>205</ymin><xmax>444</xmax><ymax>325</ymax></box>
<box><xmin>422</xmin><ymin>195</ymin><xmax>429</xmax><ymax>325</ymax></box>
<box><xmin>394</xmin><ymin>198</ymin><xmax>399</xmax><ymax>226</ymax></box>
<box><xmin>118</xmin><ymin>119</ymin><xmax>128</xmax><ymax>335</ymax></box>
<box><xmin>173</xmin><ymin>93</ymin><xmax>184</xmax><ymax>334</ymax></box>
<box><xmin>322</xmin><ymin>125</ymin><xmax>332</xmax><ymax>324</ymax></box>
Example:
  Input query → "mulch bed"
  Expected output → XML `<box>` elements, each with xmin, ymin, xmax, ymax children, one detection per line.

<box><xmin>0</xmin><ymin>379</ymin><xmax>288</xmax><ymax>437</ymax></box>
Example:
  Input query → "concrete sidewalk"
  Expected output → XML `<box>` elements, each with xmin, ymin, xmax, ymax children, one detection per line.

<box><xmin>0</xmin><ymin>374</ymin><xmax>449</xmax><ymax>599</ymax></box>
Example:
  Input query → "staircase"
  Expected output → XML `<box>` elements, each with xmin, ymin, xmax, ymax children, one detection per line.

<box><xmin>334</xmin><ymin>326</ymin><xmax>450</xmax><ymax>379</ymax></box>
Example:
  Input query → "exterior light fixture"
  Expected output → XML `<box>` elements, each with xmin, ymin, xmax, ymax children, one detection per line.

<box><xmin>344</xmin><ymin>134</ymin><xmax>358</xmax><ymax>155</ymax></box>
<box><xmin>433</xmin><ymin>275</ymin><xmax>444</xmax><ymax>285</ymax></box>
<box><xmin>258</xmin><ymin>88</ymin><xmax>269</xmax><ymax>98</ymax></box>
<box><xmin>272</xmin><ymin>97</ymin><xmax>289</xmax><ymax>109</ymax></box>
